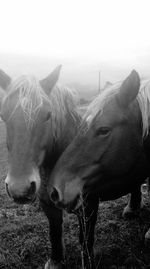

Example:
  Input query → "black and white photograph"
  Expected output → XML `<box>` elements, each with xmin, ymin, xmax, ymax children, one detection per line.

<box><xmin>0</xmin><ymin>0</ymin><xmax>150</xmax><ymax>268</ymax></box>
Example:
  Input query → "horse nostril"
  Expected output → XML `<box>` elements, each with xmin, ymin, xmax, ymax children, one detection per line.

<box><xmin>50</xmin><ymin>187</ymin><xmax>60</xmax><ymax>203</ymax></box>
<box><xmin>5</xmin><ymin>183</ymin><xmax>11</xmax><ymax>197</ymax></box>
<box><xmin>28</xmin><ymin>181</ymin><xmax>36</xmax><ymax>197</ymax></box>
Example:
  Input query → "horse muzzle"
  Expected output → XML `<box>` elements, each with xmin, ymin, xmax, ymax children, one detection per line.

<box><xmin>49</xmin><ymin>185</ymin><xmax>81</xmax><ymax>212</ymax></box>
<box><xmin>5</xmin><ymin>170</ymin><xmax>39</xmax><ymax>204</ymax></box>
<box><xmin>5</xmin><ymin>180</ymin><xmax>37</xmax><ymax>204</ymax></box>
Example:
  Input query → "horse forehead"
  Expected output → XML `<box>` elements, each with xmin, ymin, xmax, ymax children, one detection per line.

<box><xmin>2</xmin><ymin>90</ymin><xmax>46</xmax><ymax>127</ymax></box>
<box><xmin>95</xmin><ymin>98</ymin><xmax>123</xmax><ymax>125</ymax></box>
<box><xmin>3</xmin><ymin>105</ymin><xmax>29</xmax><ymax>141</ymax></box>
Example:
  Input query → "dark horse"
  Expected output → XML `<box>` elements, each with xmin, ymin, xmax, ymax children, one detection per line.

<box><xmin>0</xmin><ymin>67</ymin><xmax>91</xmax><ymax>269</ymax></box>
<box><xmin>48</xmin><ymin>70</ymin><xmax>150</xmax><ymax>263</ymax></box>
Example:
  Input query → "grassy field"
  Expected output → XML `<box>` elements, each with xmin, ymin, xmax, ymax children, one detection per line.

<box><xmin>0</xmin><ymin>120</ymin><xmax>150</xmax><ymax>269</ymax></box>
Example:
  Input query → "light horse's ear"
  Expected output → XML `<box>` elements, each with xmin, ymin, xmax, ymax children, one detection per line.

<box><xmin>40</xmin><ymin>65</ymin><xmax>62</xmax><ymax>95</ymax></box>
<box><xmin>0</xmin><ymin>69</ymin><xmax>11</xmax><ymax>110</ymax></box>
<box><xmin>117</xmin><ymin>70</ymin><xmax>140</xmax><ymax>109</ymax></box>
<box><xmin>0</xmin><ymin>69</ymin><xmax>11</xmax><ymax>90</ymax></box>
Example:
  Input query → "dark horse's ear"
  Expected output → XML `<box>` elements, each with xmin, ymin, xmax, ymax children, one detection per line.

<box><xmin>117</xmin><ymin>70</ymin><xmax>140</xmax><ymax>109</ymax></box>
<box><xmin>40</xmin><ymin>65</ymin><xmax>62</xmax><ymax>95</ymax></box>
<box><xmin>0</xmin><ymin>69</ymin><xmax>11</xmax><ymax>90</ymax></box>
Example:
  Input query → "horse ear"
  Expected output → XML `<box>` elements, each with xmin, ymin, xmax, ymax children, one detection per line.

<box><xmin>40</xmin><ymin>65</ymin><xmax>62</xmax><ymax>95</ymax></box>
<box><xmin>0</xmin><ymin>69</ymin><xmax>11</xmax><ymax>111</ymax></box>
<box><xmin>117</xmin><ymin>70</ymin><xmax>140</xmax><ymax>109</ymax></box>
<box><xmin>0</xmin><ymin>69</ymin><xmax>11</xmax><ymax>90</ymax></box>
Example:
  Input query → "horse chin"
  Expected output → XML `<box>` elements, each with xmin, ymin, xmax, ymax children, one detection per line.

<box><xmin>65</xmin><ymin>194</ymin><xmax>82</xmax><ymax>214</ymax></box>
<box><xmin>84</xmin><ymin>172</ymin><xmax>102</xmax><ymax>193</ymax></box>
<box><xmin>13</xmin><ymin>195</ymin><xmax>36</xmax><ymax>205</ymax></box>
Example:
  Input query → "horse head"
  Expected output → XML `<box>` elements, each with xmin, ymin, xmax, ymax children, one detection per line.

<box><xmin>48</xmin><ymin>70</ymin><xmax>149</xmax><ymax>211</ymax></box>
<box><xmin>0</xmin><ymin>66</ymin><xmax>62</xmax><ymax>203</ymax></box>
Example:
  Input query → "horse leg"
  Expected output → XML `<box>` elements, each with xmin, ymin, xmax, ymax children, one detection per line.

<box><xmin>77</xmin><ymin>193</ymin><xmax>99</xmax><ymax>269</ymax></box>
<box><xmin>40</xmin><ymin>198</ymin><xmax>64</xmax><ymax>269</ymax></box>
<box><xmin>144</xmin><ymin>177</ymin><xmax>150</xmax><ymax>242</ymax></box>
<box><xmin>123</xmin><ymin>184</ymin><xmax>143</xmax><ymax>218</ymax></box>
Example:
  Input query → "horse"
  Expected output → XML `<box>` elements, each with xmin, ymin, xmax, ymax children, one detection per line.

<box><xmin>48</xmin><ymin>70</ymin><xmax>150</xmax><ymax>262</ymax></box>
<box><xmin>0</xmin><ymin>66</ymin><xmax>90</xmax><ymax>269</ymax></box>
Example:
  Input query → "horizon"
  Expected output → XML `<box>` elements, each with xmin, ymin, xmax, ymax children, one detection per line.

<box><xmin>1</xmin><ymin>51</ymin><xmax>150</xmax><ymax>85</ymax></box>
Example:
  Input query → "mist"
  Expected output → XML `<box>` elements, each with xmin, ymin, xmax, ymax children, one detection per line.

<box><xmin>1</xmin><ymin>49</ymin><xmax>150</xmax><ymax>99</ymax></box>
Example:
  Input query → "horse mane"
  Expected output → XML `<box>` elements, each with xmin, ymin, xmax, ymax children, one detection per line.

<box><xmin>83</xmin><ymin>79</ymin><xmax>150</xmax><ymax>138</ymax></box>
<box><xmin>137</xmin><ymin>80</ymin><xmax>150</xmax><ymax>137</ymax></box>
<box><xmin>4</xmin><ymin>75</ymin><xmax>80</xmax><ymax>138</ymax></box>
<box><xmin>49</xmin><ymin>84</ymin><xmax>80</xmax><ymax>139</ymax></box>
<box><xmin>4</xmin><ymin>75</ymin><xmax>50</xmax><ymax>127</ymax></box>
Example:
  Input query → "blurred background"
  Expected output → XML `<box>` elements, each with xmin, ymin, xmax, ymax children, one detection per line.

<box><xmin>0</xmin><ymin>0</ymin><xmax>150</xmax><ymax>101</ymax></box>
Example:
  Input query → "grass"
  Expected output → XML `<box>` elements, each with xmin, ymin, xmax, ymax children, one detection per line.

<box><xmin>0</xmin><ymin>120</ymin><xmax>150</xmax><ymax>268</ymax></box>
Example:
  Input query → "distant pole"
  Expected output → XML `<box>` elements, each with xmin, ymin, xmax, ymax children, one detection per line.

<box><xmin>98</xmin><ymin>71</ymin><xmax>101</xmax><ymax>94</ymax></box>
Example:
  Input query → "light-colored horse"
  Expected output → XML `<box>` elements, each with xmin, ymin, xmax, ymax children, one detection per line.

<box><xmin>0</xmin><ymin>66</ymin><xmax>83</xmax><ymax>269</ymax></box>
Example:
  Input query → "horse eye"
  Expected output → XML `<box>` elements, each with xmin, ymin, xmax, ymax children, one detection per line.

<box><xmin>44</xmin><ymin>111</ymin><xmax>51</xmax><ymax>123</ymax></box>
<box><xmin>7</xmin><ymin>143</ymin><xmax>11</xmax><ymax>151</ymax></box>
<box><xmin>95</xmin><ymin>127</ymin><xmax>111</xmax><ymax>136</ymax></box>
